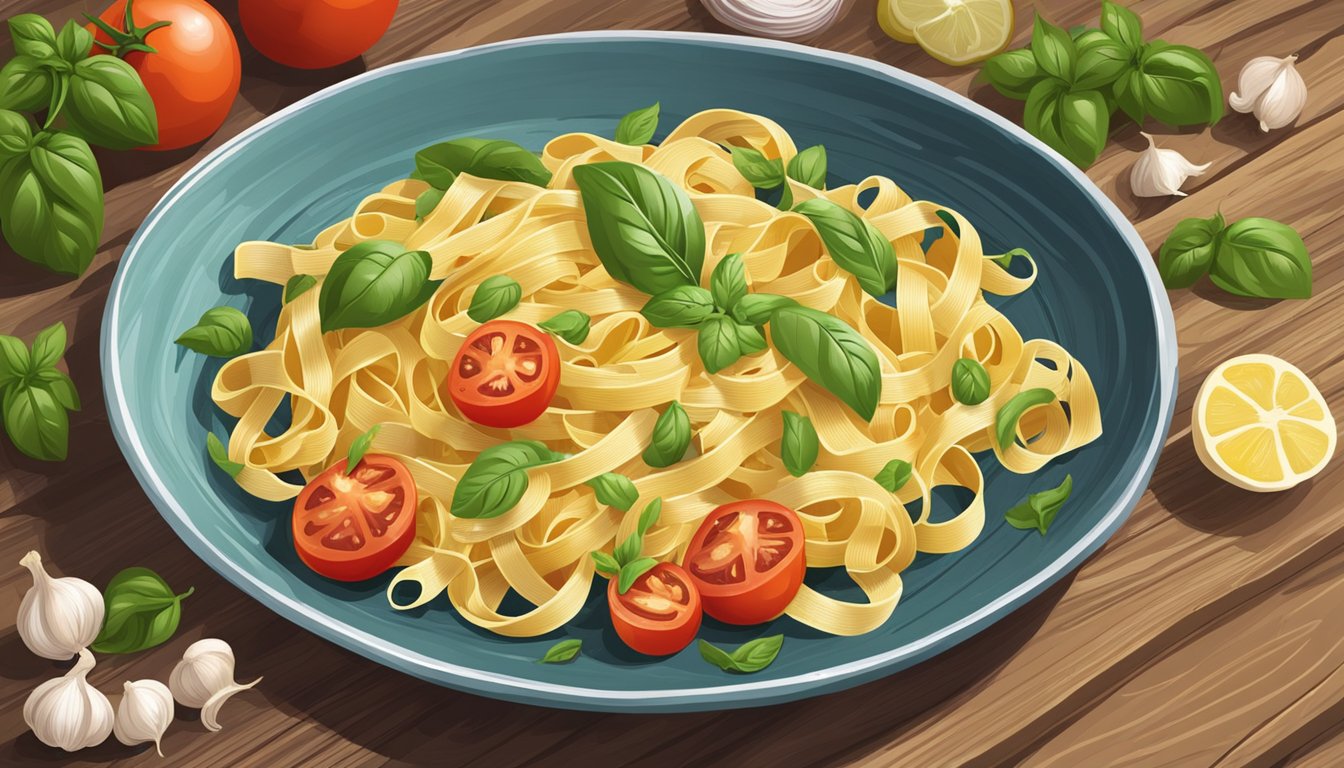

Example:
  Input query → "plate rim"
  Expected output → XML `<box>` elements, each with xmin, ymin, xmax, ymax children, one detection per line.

<box><xmin>101</xmin><ymin>30</ymin><xmax>1178</xmax><ymax>711</ymax></box>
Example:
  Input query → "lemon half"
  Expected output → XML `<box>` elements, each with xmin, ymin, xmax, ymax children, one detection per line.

<box><xmin>881</xmin><ymin>0</ymin><xmax>1014</xmax><ymax>66</ymax></box>
<box><xmin>1193</xmin><ymin>354</ymin><xmax>1336</xmax><ymax>492</ymax></box>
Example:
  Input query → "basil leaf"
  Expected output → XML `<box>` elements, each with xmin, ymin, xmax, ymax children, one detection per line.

<box><xmin>729</xmin><ymin>293</ymin><xmax>796</xmax><ymax>325</ymax></box>
<box><xmin>537</xmin><ymin>638</ymin><xmax>582</xmax><ymax>664</ymax></box>
<box><xmin>612</xmin><ymin>530</ymin><xmax>642</xmax><ymax>566</ymax></box>
<box><xmin>415</xmin><ymin>186</ymin><xmax>444</xmax><ymax>221</ymax></box>
<box><xmin>414</xmin><ymin>138</ymin><xmax>551</xmax><ymax>190</ymax></box>
<box><xmin>699</xmin><ymin>636</ymin><xmax>783</xmax><ymax>673</ymax></box>
<box><xmin>643</xmin><ymin>401</ymin><xmax>691</xmax><ymax>468</ymax></box>
<box><xmin>875</xmin><ymin>459</ymin><xmax>912</xmax><ymax>493</ymax></box>
<box><xmin>318</xmin><ymin>241</ymin><xmax>440</xmax><ymax>332</ymax></box>
<box><xmin>1158</xmin><ymin>213</ymin><xmax>1224</xmax><ymax>289</ymax></box>
<box><xmin>1209</xmin><ymin>217</ymin><xmax>1311</xmax><ymax>299</ymax></box>
<box><xmin>0</xmin><ymin>57</ymin><xmax>52</xmax><ymax>113</ymax></box>
<box><xmin>0</xmin><ymin>131</ymin><xmax>103</xmax><ymax>276</ymax></box>
<box><xmin>637</xmin><ymin>497</ymin><xmax>661</xmax><ymax>535</ymax></box>
<box><xmin>55</xmin><ymin>20</ymin><xmax>93</xmax><ymax>63</ymax></box>
<box><xmin>346</xmin><ymin>424</ymin><xmax>381</xmax><ymax>472</ymax></box>
<box><xmin>615</xmin><ymin>102</ymin><xmax>659</xmax><ymax>146</ymax></box>
<box><xmin>794</xmin><ymin>198</ymin><xmax>897</xmax><ymax>297</ymax></box>
<box><xmin>586</xmin><ymin>472</ymin><xmax>638</xmax><ymax>511</ymax></box>
<box><xmin>697</xmin><ymin>314</ymin><xmax>742</xmax><ymax>374</ymax></box>
<box><xmin>1118</xmin><ymin>42</ymin><xmax>1223</xmax><ymax>127</ymax></box>
<box><xmin>590</xmin><ymin>551</ymin><xmax>620</xmax><ymax>576</ymax></box>
<box><xmin>573</xmin><ymin>161</ymin><xmax>705</xmax><ymax>296</ymax></box>
<box><xmin>91</xmin><ymin>567</ymin><xmax>193</xmax><ymax>655</ymax></box>
<box><xmin>1005</xmin><ymin>474</ymin><xmax>1074</xmax><ymax>535</ymax></box>
<box><xmin>710</xmin><ymin>253</ymin><xmax>748</xmax><ymax>310</ymax></box>
<box><xmin>1024</xmin><ymin>80</ymin><xmax>1109</xmax><ymax>169</ymax></box>
<box><xmin>175</xmin><ymin>306</ymin><xmax>253</xmax><ymax>357</ymax></box>
<box><xmin>1031</xmin><ymin>15</ymin><xmax>1076</xmax><ymax>82</ymax></box>
<box><xmin>729</xmin><ymin>145</ymin><xmax>784</xmax><ymax>189</ymax></box>
<box><xmin>982</xmin><ymin>48</ymin><xmax>1044</xmax><ymax>100</ymax></box>
<box><xmin>0</xmin><ymin>109</ymin><xmax>34</xmax><ymax>162</ymax></box>
<box><xmin>641</xmin><ymin>285</ymin><xmax>715</xmax><ymax>328</ymax></box>
<box><xmin>781</xmin><ymin>411</ymin><xmax>819</xmax><ymax>477</ymax></box>
<box><xmin>0</xmin><ymin>335</ymin><xmax>31</xmax><ymax>389</ymax></box>
<box><xmin>206</xmin><ymin>432</ymin><xmax>242</xmax><ymax>478</ymax></box>
<box><xmin>769</xmin><ymin>306</ymin><xmax>881</xmax><ymax>421</ymax></box>
<box><xmin>735</xmin><ymin>323</ymin><xmax>768</xmax><ymax>355</ymax></box>
<box><xmin>62</xmin><ymin>55</ymin><xmax>158</xmax><ymax>149</ymax></box>
<box><xmin>1074</xmin><ymin>35</ymin><xmax>1131</xmax><ymax>91</ymax></box>
<box><xmin>9</xmin><ymin>14</ymin><xmax>57</xmax><ymax>59</ymax></box>
<box><xmin>995</xmin><ymin>388</ymin><xmax>1057</xmax><ymax>449</ymax></box>
<box><xmin>2</xmin><ymin>382</ymin><xmax>68</xmax><ymax>461</ymax></box>
<box><xmin>29</xmin><ymin>321</ymin><xmax>66</xmax><ymax>370</ymax></box>
<box><xmin>29</xmin><ymin>369</ymin><xmax>80</xmax><ymax>411</ymax></box>
<box><xmin>467</xmin><ymin>274</ymin><xmax>522</xmax><ymax>323</ymax></box>
<box><xmin>284</xmin><ymin>274</ymin><xmax>317</xmax><ymax>303</ymax></box>
<box><xmin>617</xmin><ymin>557</ymin><xmax>658</xmax><ymax>594</ymax></box>
<box><xmin>539</xmin><ymin>309</ymin><xmax>591</xmax><ymax>344</ymax></box>
<box><xmin>1101</xmin><ymin>0</ymin><xmax>1143</xmax><ymax>54</ymax></box>
<box><xmin>451</xmin><ymin>440</ymin><xmax>559</xmax><ymax>519</ymax></box>
<box><xmin>786</xmin><ymin>145</ymin><xmax>827</xmax><ymax>189</ymax></box>
<box><xmin>951</xmin><ymin>358</ymin><xmax>991</xmax><ymax>405</ymax></box>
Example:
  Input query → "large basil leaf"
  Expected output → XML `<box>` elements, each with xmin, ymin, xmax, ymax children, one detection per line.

<box><xmin>982</xmin><ymin>48</ymin><xmax>1044</xmax><ymax>100</ymax></box>
<box><xmin>1073</xmin><ymin>34</ymin><xmax>1131</xmax><ymax>91</ymax></box>
<box><xmin>786</xmin><ymin>145</ymin><xmax>827</xmax><ymax>189</ymax></box>
<box><xmin>451</xmin><ymin>440</ymin><xmax>559</xmax><ymax>519</ymax></box>
<box><xmin>794</xmin><ymin>198</ymin><xmax>897</xmax><ymax>297</ymax></box>
<box><xmin>1024</xmin><ymin>80</ymin><xmax>1109</xmax><ymax>169</ymax></box>
<box><xmin>769</xmin><ymin>305</ymin><xmax>881</xmax><ymax>421</ymax></box>
<box><xmin>1158</xmin><ymin>213</ymin><xmax>1224</xmax><ymax>289</ymax></box>
<box><xmin>573</xmin><ymin>161</ymin><xmax>706</xmax><ymax>296</ymax></box>
<box><xmin>8</xmin><ymin>14</ymin><xmax>57</xmax><ymax>59</ymax></box>
<box><xmin>318</xmin><ymin>240</ymin><xmax>441</xmax><ymax>332</ymax></box>
<box><xmin>643</xmin><ymin>401</ymin><xmax>691</xmax><ymax>468</ymax></box>
<box><xmin>414</xmin><ymin>138</ymin><xmax>552</xmax><ymax>190</ymax></box>
<box><xmin>710</xmin><ymin>253</ymin><xmax>748</xmax><ymax>310</ymax></box>
<box><xmin>1115</xmin><ymin>42</ymin><xmax>1222</xmax><ymax>127</ymax></box>
<box><xmin>781</xmin><ymin>411</ymin><xmax>819</xmax><ymax>477</ymax></box>
<box><xmin>91</xmin><ymin>567</ymin><xmax>193</xmax><ymax>655</ymax></box>
<box><xmin>0</xmin><ymin>109</ymin><xmax>34</xmax><ymax>162</ymax></box>
<box><xmin>1209</xmin><ymin>217</ymin><xmax>1312</xmax><ymax>299</ymax></box>
<box><xmin>175</xmin><ymin>307</ymin><xmax>253</xmax><ymax>357</ymax></box>
<box><xmin>63</xmin><ymin>55</ymin><xmax>158</xmax><ymax>149</ymax></box>
<box><xmin>0</xmin><ymin>56</ymin><xmax>52</xmax><ymax>113</ymax></box>
<box><xmin>1031</xmin><ymin>15</ymin><xmax>1076</xmax><ymax>82</ymax></box>
<box><xmin>466</xmin><ymin>274</ymin><xmax>521</xmax><ymax>322</ymax></box>
<box><xmin>1100</xmin><ymin>0</ymin><xmax>1143</xmax><ymax>55</ymax></box>
<box><xmin>641</xmin><ymin>285</ymin><xmax>715</xmax><ymax>328</ymax></box>
<box><xmin>0</xmin><ymin>131</ymin><xmax>103</xmax><ymax>276</ymax></box>
<box><xmin>615</xmin><ymin>102</ymin><xmax>659</xmax><ymax>146</ymax></box>
<box><xmin>2</xmin><ymin>381</ymin><xmax>68</xmax><ymax>461</ymax></box>
<box><xmin>697</xmin><ymin>314</ymin><xmax>741</xmax><ymax>374</ymax></box>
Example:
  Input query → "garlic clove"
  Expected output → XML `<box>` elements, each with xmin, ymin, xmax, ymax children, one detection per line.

<box><xmin>200</xmin><ymin>678</ymin><xmax>263</xmax><ymax>733</ymax></box>
<box><xmin>17</xmin><ymin>551</ymin><xmax>106</xmax><ymax>661</ymax></box>
<box><xmin>114</xmin><ymin>679</ymin><xmax>175</xmax><ymax>756</ymax></box>
<box><xmin>23</xmin><ymin>648</ymin><xmax>114</xmax><ymax>752</ymax></box>
<box><xmin>169</xmin><ymin>638</ymin><xmax>261</xmax><ymax>732</ymax></box>
<box><xmin>1129</xmin><ymin>133</ymin><xmax>1212</xmax><ymax>198</ymax></box>
<box><xmin>1230</xmin><ymin>55</ymin><xmax>1307</xmax><ymax>132</ymax></box>
<box><xmin>700</xmin><ymin>0</ymin><xmax>847</xmax><ymax>39</ymax></box>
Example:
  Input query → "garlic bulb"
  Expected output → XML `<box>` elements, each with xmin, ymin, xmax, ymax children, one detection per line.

<box><xmin>17</xmin><ymin>550</ymin><xmax>105</xmax><ymax>660</ymax></box>
<box><xmin>23</xmin><ymin>649</ymin><xmax>114</xmax><ymax>751</ymax></box>
<box><xmin>1230</xmin><ymin>55</ymin><xmax>1307</xmax><ymax>132</ymax></box>
<box><xmin>1129</xmin><ymin>133</ymin><xmax>1211</xmax><ymax>197</ymax></box>
<box><xmin>114</xmin><ymin>680</ymin><xmax>175</xmax><ymax>756</ymax></box>
<box><xmin>169</xmin><ymin>639</ymin><xmax>261</xmax><ymax>732</ymax></box>
<box><xmin>701</xmin><ymin>0</ymin><xmax>847</xmax><ymax>39</ymax></box>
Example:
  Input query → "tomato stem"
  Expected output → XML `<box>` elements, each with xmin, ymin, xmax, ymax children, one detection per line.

<box><xmin>85</xmin><ymin>0</ymin><xmax>173</xmax><ymax>59</ymax></box>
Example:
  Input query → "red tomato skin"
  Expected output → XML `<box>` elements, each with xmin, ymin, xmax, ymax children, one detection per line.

<box><xmin>684</xmin><ymin>500</ymin><xmax>807</xmax><ymax>626</ymax></box>
<box><xmin>609</xmin><ymin>564</ymin><xmax>703</xmax><ymax>656</ymax></box>
<box><xmin>89</xmin><ymin>0</ymin><xmax>241</xmax><ymax>151</ymax></box>
<box><xmin>239</xmin><ymin>0</ymin><xmax>398</xmax><ymax>70</ymax></box>
<box><xmin>292</xmin><ymin>455</ymin><xmax>417</xmax><ymax>582</ymax></box>
<box><xmin>447</xmin><ymin>321</ymin><xmax>560</xmax><ymax>429</ymax></box>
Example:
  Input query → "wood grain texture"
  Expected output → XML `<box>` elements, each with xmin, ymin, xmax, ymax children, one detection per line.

<box><xmin>1</xmin><ymin>1</ymin><xmax>1341</xmax><ymax>766</ymax></box>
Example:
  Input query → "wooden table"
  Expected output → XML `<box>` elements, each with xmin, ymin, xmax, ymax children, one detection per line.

<box><xmin>2</xmin><ymin>0</ymin><xmax>1342</xmax><ymax>765</ymax></box>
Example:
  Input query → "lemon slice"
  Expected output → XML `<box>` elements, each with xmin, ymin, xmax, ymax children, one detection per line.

<box><xmin>1193</xmin><ymin>354</ymin><xmax>1336</xmax><ymax>492</ymax></box>
<box><xmin>877</xmin><ymin>0</ymin><xmax>917</xmax><ymax>43</ymax></box>
<box><xmin>889</xmin><ymin>0</ymin><xmax>1014</xmax><ymax>66</ymax></box>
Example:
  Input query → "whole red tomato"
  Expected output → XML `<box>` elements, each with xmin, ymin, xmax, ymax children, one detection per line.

<box><xmin>87</xmin><ymin>0</ymin><xmax>241</xmax><ymax>151</ymax></box>
<box><xmin>239</xmin><ymin>0</ymin><xmax>398</xmax><ymax>70</ymax></box>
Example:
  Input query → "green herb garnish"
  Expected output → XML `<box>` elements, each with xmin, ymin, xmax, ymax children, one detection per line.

<box><xmin>1004</xmin><ymin>475</ymin><xmax>1074</xmax><ymax>535</ymax></box>
<box><xmin>698</xmin><ymin>636</ymin><xmax>784</xmax><ymax>673</ymax></box>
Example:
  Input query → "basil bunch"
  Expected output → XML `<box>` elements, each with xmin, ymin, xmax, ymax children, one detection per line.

<box><xmin>982</xmin><ymin>2</ymin><xmax>1221</xmax><ymax>168</ymax></box>
<box><xmin>590</xmin><ymin>498</ymin><xmax>663</xmax><ymax>593</ymax></box>
<box><xmin>0</xmin><ymin>12</ymin><xmax>159</xmax><ymax>276</ymax></box>
<box><xmin>0</xmin><ymin>322</ymin><xmax>80</xmax><ymax>461</ymax></box>
<box><xmin>1159</xmin><ymin>214</ymin><xmax>1311</xmax><ymax>299</ymax></box>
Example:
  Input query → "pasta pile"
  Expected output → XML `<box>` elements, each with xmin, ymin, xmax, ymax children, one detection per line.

<box><xmin>213</xmin><ymin>109</ymin><xmax>1101</xmax><ymax>637</ymax></box>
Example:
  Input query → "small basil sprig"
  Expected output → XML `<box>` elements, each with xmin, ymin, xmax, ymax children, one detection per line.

<box><xmin>537</xmin><ymin>638</ymin><xmax>582</xmax><ymax>664</ymax></box>
<box><xmin>781</xmin><ymin>411</ymin><xmax>819</xmax><ymax>477</ymax></box>
<box><xmin>586</xmin><ymin>471</ymin><xmax>638</xmax><ymax>511</ymax></box>
<box><xmin>0</xmin><ymin>123</ymin><xmax>104</xmax><ymax>276</ymax></box>
<box><xmin>284</xmin><ymin>274</ymin><xmax>317</xmax><ymax>303</ymax></box>
<box><xmin>206</xmin><ymin>432</ymin><xmax>242</xmax><ymax>478</ymax></box>
<box><xmin>539</xmin><ymin>309</ymin><xmax>591</xmax><ymax>344</ymax></box>
<box><xmin>1159</xmin><ymin>214</ymin><xmax>1311</xmax><ymax>299</ymax></box>
<box><xmin>467</xmin><ymin>275</ymin><xmax>522</xmax><ymax>322</ymax></box>
<box><xmin>175</xmin><ymin>307</ymin><xmax>253</xmax><ymax>357</ymax></box>
<box><xmin>875</xmin><ymin>459</ymin><xmax>912</xmax><ymax>492</ymax></box>
<box><xmin>413</xmin><ymin>137</ymin><xmax>552</xmax><ymax>191</ymax></box>
<box><xmin>345</xmin><ymin>424</ymin><xmax>380</xmax><ymax>473</ymax></box>
<box><xmin>951</xmin><ymin>358</ymin><xmax>991</xmax><ymax>405</ymax></box>
<box><xmin>995</xmin><ymin>388</ymin><xmax>1058</xmax><ymax>450</ymax></box>
<box><xmin>591</xmin><ymin>498</ymin><xmax>663</xmax><ymax>593</ymax></box>
<box><xmin>451</xmin><ymin>440</ymin><xmax>560</xmax><ymax>519</ymax></box>
<box><xmin>698</xmin><ymin>635</ymin><xmax>784</xmax><ymax>674</ymax></box>
<box><xmin>0</xmin><ymin>322</ymin><xmax>79</xmax><ymax>461</ymax></box>
<box><xmin>794</xmin><ymin>198</ymin><xmax>897</xmax><ymax>298</ymax></box>
<box><xmin>1005</xmin><ymin>474</ymin><xmax>1074</xmax><ymax>535</ymax></box>
<box><xmin>318</xmin><ymin>240</ymin><xmax>441</xmax><ymax>332</ymax></box>
<box><xmin>643</xmin><ymin>402</ymin><xmax>692</xmax><ymax>468</ymax></box>
<box><xmin>91</xmin><ymin>567</ymin><xmax>193</xmax><ymax>655</ymax></box>
<box><xmin>615</xmin><ymin>102</ymin><xmax>660</xmax><ymax>146</ymax></box>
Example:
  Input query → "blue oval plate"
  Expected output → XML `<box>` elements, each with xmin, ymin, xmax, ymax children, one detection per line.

<box><xmin>103</xmin><ymin>32</ymin><xmax>1176</xmax><ymax>712</ymax></box>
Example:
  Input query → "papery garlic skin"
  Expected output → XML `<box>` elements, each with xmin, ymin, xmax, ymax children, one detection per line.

<box><xmin>169</xmin><ymin>638</ymin><xmax>261</xmax><ymax>732</ymax></box>
<box><xmin>701</xmin><ymin>0</ymin><xmax>847</xmax><ymax>39</ymax></box>
<box><xmin>17</xmin><ymin>551</ymin><xmax>106</xmax><ymax>661</ymax></box>
<box><xmin>1130</xmin><ymin>133</ymin><xmax>1212</xmax><ymax>197</ymax></box>
<box><xmin>24</xmin><ymin>649</ymin><xmax>114</xmax><ymax>752</ymax></box>
<box><xmin>1230</xmin><ymin>55</ymin><xmax>1307</xmax><ymax>132</ymax></box>
<box><xmin>114</xmin><ymin>680</ymin><xmax>175</xmax><ymax>756</ymax></box>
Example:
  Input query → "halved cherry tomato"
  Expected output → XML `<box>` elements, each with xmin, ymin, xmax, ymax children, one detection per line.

<box><xmin>445</xmin><ymin>320</ymin><xmax>560</xmax><ymax>428</ymax></box>
<box><xmin>292</xmin><ymin>455</ymin><xmax>416</xmax><ymax>582</ymax></box>
<box><xmin>239</xmin><ymin>0</ymin><xmax>398</xmax><ymax>70</ymax></box>
<box><xmin>609</xmin><ymin>563</ymin><xmax>702</xmax><ymax>656</ymax></box>
<box><xmin>683</xmin><ymin>500</ymin><xmax>806</xmax><ymax>625</ymax></box>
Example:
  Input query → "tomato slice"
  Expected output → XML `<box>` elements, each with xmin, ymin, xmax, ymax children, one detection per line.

<box><xmin>445</xmin><ymin>320</ymin><xmax>560</xmax><ymax>428</ymax></box>
<box><xmin>683</xmin><ymin>500</ymin><xmax>806</xmax><ymax>625</ymax></box>
<box><xmin>609</xmin><ymin>563</ymin><xmax>702</xmax><ymax>656</ymax></box>
<box><xmin>292</xmin><ymin>455</ymin><xmax>417</xmax><ymax>582</ymax></box>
